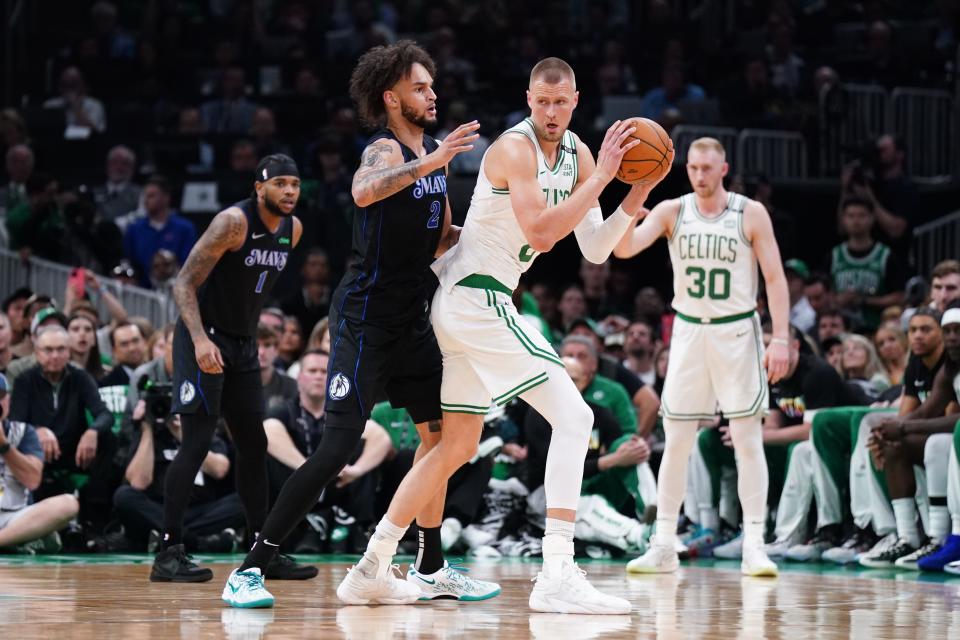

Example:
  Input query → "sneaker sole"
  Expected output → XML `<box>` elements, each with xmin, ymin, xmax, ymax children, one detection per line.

<box><xmin>150</xmin><ymin>572</ymin><xmax>213</xmax><ymax>583</ymax></box>
<box><xmin>529</xmin><ymin>594</ymin><xmax>630</xmax><ymax>615</ymax></box>
<box><xmin>944</xmin><ymin>564</ymin><xmax>960</xmax><ymax>575</ymax></box>
<box><xmin>625</xmin><ymin>562</ymin><xmax>678</xmax><ymax>574</ymax></box>
<box><xmin>858</xmin><ymin>560</ymin><xmax>895</xmax><ymax>569</ymax></box>
<box><xmin>417</xmin><ymin>586</ymin><xmax>502</xmax><ymax>601</ymax></box>
<box><xmin>336</xmin><ymin>585</ymin><xmax>420</xmax><ymax>605</ymax></box>
<box><xmin>222</xmin><ymin>595</ymin><xmax>275</xmax><ymax>608</ymax></box>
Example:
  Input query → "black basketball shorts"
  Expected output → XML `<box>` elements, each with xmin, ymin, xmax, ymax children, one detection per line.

<box><xmin>171</xmin><ymin>319</ymin><xmax>264</xmax><ymax>416</ymax></box>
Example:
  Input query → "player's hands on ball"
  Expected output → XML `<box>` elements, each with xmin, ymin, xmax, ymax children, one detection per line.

<box><xmin>194</xmin><ymin>335</ymin><xmax>224</xmax><ymax>374</ymax></box>
<box><xmin>764</xmin><ymin>341</ymin><xmax>789</xmax><ymax>383</ymax></box>
<box><xmin>430</xmin><ymin>120</ymin><xmax>480</xmax><ymax>167</ymax></box>
<box><xmin>594</xmin><ymin>120</ymin><xmax>642</xmax><ymax>183</ymax></box>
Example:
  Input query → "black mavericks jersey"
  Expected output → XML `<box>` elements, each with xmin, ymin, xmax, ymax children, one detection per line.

<box><xmin>332</xmin><ymin>130</ymin><xmax>446</xmax><ymax>325</ymax></box>
<box><xmin>197</xmin><ymin>198</ymin><xmax>294</xmax><ymax>337</ymax></box>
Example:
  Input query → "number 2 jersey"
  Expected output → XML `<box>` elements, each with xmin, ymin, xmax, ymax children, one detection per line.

<box><xmin>667</xmin><ymin>192</ymin><xmax>759</xmax><ymax>319</ymax></box>
<box><xmin>333</xmin><ymin>129</ymin><xmax>445</xmax><ymax>326</ymax></box>
<box><xmin>432</xmin><ymin>118</ymin><xmax>578</xmax><ymax>292</ymax></box>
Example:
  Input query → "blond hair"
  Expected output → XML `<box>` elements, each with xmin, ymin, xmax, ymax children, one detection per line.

<box><xmin>688</xmin><ymin>137</ymin><xmax>726</xmax><ymax>159</ymax></box>
<box><xmin>842</xmin><ymin>333</ymin><xmax>884</xmax><ymax>380</ymax></box>
<box><xmin>530</xmin><ymin>57</ymin><xmax>576</xmax><ymax>87</ymax></box>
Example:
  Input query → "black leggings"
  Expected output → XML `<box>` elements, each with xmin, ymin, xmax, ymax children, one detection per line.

<box><xmin>162</xmin><ymin>411</ymin><xmax>267</xmax><ymax>544</ymax></box>
<box><xmin>241</xmin><ymin>422</ymin><xmax>364</xmax><ymax>568</ymax></box>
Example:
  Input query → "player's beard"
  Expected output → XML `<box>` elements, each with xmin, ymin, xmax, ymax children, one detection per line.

<box><xmin>263</xmin><ymin>192</ymin><xmax>294</xmax><ymax>217</ymax></box>
<box><xmin>533</xmin><ymin>120</ymin><xmax>563</xmax><ymax>142</ymax></box>
<box><xmin>400</xmin><ymin>101</ymin><xmax>434</xmax><ymax>129</ymax></box>
<box><xmin>626</xmin><ymin>346</ymin><xmax>651</xmax><ymax>359</ymax></box>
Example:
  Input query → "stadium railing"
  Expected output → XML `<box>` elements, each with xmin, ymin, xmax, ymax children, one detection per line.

<box><xmin>818</xmin><ymin>83</ymin><xmax>891</xmax><ymax>177</ymax></box>
<box><xmin>892</xmin><ymin>87</ymin><xmax>955</xmax><ymax>184</ymax></box>
<box><xmin>736</xmin><ymin>129</ymin><xmax>808</xmax><ymax>180</ymax></box>
<box><xmin>670</xmin><ymin>125</ymin><xmax>739</xmax><ymax>166</ymax></box>
<box><xmin>913</xmin><ymin>209</ymin><xmax>960</xmax><ymax>278</ymax></box>
<box><xmin>0</xmin><ymin>248</ymin><xmax>175</xmax><ymax>328</ymax></box>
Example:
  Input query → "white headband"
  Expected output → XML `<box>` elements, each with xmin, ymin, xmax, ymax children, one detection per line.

<box><xmin>942</xmin><ymin>308</ymin><xmax>960</xmax><ymax>327</ymax></box>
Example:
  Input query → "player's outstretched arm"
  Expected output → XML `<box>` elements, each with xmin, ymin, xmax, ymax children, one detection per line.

<box><xmin>612</xmin><ymin>199</ymin><xmax>677</xmax><ymax>259</ymax></box>
<box><xmin>745</xmin><ymin>201</ymin><xmax>789</xmax><ymax>383</ymax></box>
<box><xmin>493</xmin><ymin>120</ymin><xmax>640</xmax><ymax>253</ymax></box>
<box><xmin>172</xmin><ymin>207</ymin><xmax>247</xmax><ymax>344</ymax></box>
<box><xmin>569</xmin><ymin>134</ymin><xmax>667</xmax><ymax>263</ymax></box>
<box><xmin>351</xmin><ymin>122</ymin><xmax>480</xmax><ymax>208</ymax></box>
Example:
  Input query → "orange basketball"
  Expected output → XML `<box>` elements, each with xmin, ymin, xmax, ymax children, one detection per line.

<box><xmin>615</xmin><ymin>117</ymin><xmax>675</xmax><ymax>185</ymax></box>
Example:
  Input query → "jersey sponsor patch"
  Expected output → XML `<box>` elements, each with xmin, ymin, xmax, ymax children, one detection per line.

<box><xmin>179</xmin><ymin>381</ymin><xmax>196</xmax><ymax>404</ymax></box>
<box><xmin>328</xmin><ymin>373</ymin><xmax>351</xmax><ymax>400</ymax></box>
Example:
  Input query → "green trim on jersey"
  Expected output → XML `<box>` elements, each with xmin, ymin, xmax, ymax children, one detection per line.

<box><xmin>441</xmin><ymin>402</ymin><xmax>489</xmax><ymax>415</ymax></box>
<box><xmin>675</xmin><ymin>308</ymin><xmax>757</xmax><ymax>325</ymax></box>
<box><xmin>669</xmin><ymin>196</ymin><xmax>684</xmax><ymax>242</ymax></box>
<box><xmin>689</xmin><ymin>192</ymin><xmax>732</xmax><ymax>224</ymax></box>
<box><xmin>459</xmin><ymin>273</ymin><xmax>513</xmax><ymax>295</ymax></box>
<box><xmin>493</xmin><ymin>371</ymin><xmax>548</xmax><ymax>405</ymax></box>
<box><xmin>484</xmin><ymin>289</ymin><xmax>563</xmax><ymax>367</ymax></box>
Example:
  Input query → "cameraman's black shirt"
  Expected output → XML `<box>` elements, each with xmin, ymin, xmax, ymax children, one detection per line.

<box><xmin>268</xmin><ymin>399</ymin><xmax>325</xmax><ymax>457</ymax></box>
<box><xmin>129</xmin><ymin>427</ymin><xmax>230</xmax><ymax>503</ymax></box>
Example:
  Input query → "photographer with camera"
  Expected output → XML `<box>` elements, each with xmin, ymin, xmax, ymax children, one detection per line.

<box><xmin>840</xmin><ymin>133</ymin><xmax>918</xmax><ymax>264</ymax></box>
<box><xmin>0</xmin><ymin>373</ymin><xmax>80</xmax><ymax>553</ymax></box>
<box><xmin>113</xmin><ymin>391</ymin><xmax>243</xmax><ymax>552</ymax></box>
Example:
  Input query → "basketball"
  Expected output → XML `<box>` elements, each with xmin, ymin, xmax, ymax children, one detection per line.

<box><xmin>616</xmin><ymin>117</ymin><xmax>675</xmax><ymax>185</ymax></box>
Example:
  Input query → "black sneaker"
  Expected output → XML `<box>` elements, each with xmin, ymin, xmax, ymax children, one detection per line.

<box><xmin>196</xmin><ymin>528</ymin><xmax>238</xmax><ymax>553</ymax></box>
<box><xmin>150</xmin><ymin>544</ymin><xmax>214</xmax><ymax>582</ymax></box>
<box><xmin>859</xmin><ymin>537</ymin><xmax>917</xmax><ymax>569</ymax></box>
<box><xmin>264</xmin><ymin>553</ymin><xmax>318</xmax><ymax>580</ymax></box>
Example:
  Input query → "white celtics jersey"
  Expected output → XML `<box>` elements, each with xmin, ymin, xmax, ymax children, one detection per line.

<box><xmin>667</xmin><ymin>191</ymin><xmax>759</xmax><ymax>319</ymax></box>
<box><xmin>432</xmin><ymin>118</ymin><xmax>578</xmax><ymax>292</ymax></box>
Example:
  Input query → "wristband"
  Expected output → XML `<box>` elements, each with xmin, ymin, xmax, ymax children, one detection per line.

<box><xmin>0</xmin><ymin>442</ymin><xmax>10</xmax><ymax>456</ymax></box>
<box><xmin>770</xmin><ymin>338</ymin><xmax>789</xmax><ymax>346</ymax></box>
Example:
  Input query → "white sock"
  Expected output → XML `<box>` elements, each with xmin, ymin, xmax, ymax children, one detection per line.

<box><xmin>653</xmin><ymin>419</ymin><xmax>699</xmax><ymax>547</ymax></box>
<box><xmin>929</xmin><ymin>504</ymin><xmax>950</xmax><ymax>543</ymax></box>
<box><xmin>952</xmin><ymin>513</ymin><xmax>960</xmax><ymax>536</ymax></box>
<box><xmin>543</xmin><ymin>517</ymin><xmax>575</xmax><ymax>577</ymax></box>
<box><xmin>892</xmin><ymin>498</ymin><xmax>920</xmax><ymax>547</ymax></box>
<box><xmin>700</xmin><ymin>507</ymin><xmax>720</xmax><ymax>531</ymax></box>
<box><xmin>729</xmin><ymin>417</ymin><xmax>768</xmax><ymax>546</ymax></box>
<box><xmin>359</xmin><ymin>517</ymin><xmax>407</xmax><ymax>577</ymax></box>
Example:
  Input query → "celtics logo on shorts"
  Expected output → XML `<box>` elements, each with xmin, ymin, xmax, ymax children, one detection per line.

<box><xmin>328</xmin><ymin>373</ymin><xmax>351</xmax><ymax>400</ymax></box>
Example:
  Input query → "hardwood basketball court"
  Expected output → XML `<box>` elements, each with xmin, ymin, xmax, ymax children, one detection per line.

<box><xmin>0</xmin><ymin>554</ymin><xmax>957</xmax><ymax>638</ymax></box>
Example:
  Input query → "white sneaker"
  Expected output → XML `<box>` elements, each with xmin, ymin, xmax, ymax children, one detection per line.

<box><xmin>407</xmin><ymin>561</ymin><xmax>501</xmax><ymax>601</ymax></box>
<box><xmin>336</xmin><ymin>563</ymin><xmax>422</xmax><ymax>605</ymax></box>
<box><xmin>893</xmin><ymin>540</ymin><xmax>940</xmax><ymax>570</ymax></box>
<box><xmin>713</xmin><ymin>533</ymin><xmax>744</xmax><ymax>559</ymax></box>
<box><xmin>764</xmin><ymin>537</ymin><xmax>794</xmax><ymax>559</ymax></box>
<box><xmin>440</xmin><ymin>518</ymin><xmax>463</xmax><ymax>552</ymax></box>
<box><xmin>625</xmin><ymin>543</ymin><xmax>679</xmax><ymax>574</ymax></box>
<box><xmin>944</xmin><ymin>559</ymin><xmax>960</xmax><ymax>575</ymax></box>
<box><xmin>462</xmin><ymin>524</ymin><xmax>496</xmax><ymax>550</ymax></box>
<box><xmin>741</xmin><ymin>543</ymin><xmax>778</xmax><ymax>577</ymax></box>
<box><xmin>221</xmin><ymin>568</ymin><xmax>274</xmax><ymax>608</ymax></box>
<box><xmin>529</xmin><ymin>561</ymin><xmax>631</xmax><ymax>614</ymax></box>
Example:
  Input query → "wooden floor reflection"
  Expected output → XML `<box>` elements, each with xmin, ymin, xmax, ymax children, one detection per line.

<box><xmin>0</xmin><ymin>558</ymin><xmax>958</xmax><ymax>639</ymax></box>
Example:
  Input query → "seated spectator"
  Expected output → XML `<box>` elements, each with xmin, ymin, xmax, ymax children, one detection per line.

<box><xmin>8</xmin><ymin>325</ymin><xmax>114</xmax><ymax>531</ymax></box>
<box><xmin>640</xmin><ymin>63</ymin><xmax>706</xmax><ymax>122</ymax></box>
<box><xmin>259</xmin><ymin>307</ymin><xmax>285</xmax><ymax>335</ymax></box>
<box><xmin>842</xmin><ymin>333</ymin><xmax>889</xmax><ymax>399</ymax></box>
<box><xmin>278</xmin><ymin>316</ymin><xmax>304</xmax><ymax>371</ymax></box>
<box><xmin>200</xmin><ymin>67</ymin><xmax>258</xmax><ymax>134</ymax></box>
<box><xmin>930</xmin><ymin>260</ymin><xmax>960</xmax><ymax>313</ymax></box>
<box><xmin>0</xmin><ymin>107</ymin><xmax>30</xmax><ymax>158</ymax></box>
<box><xmin>817</xmin><ymin>307</ymin><xmax>849</xmax><ymax>345</ymax></box>
<box><xmin>263</xmin><ymin>350</ymin><xmax>391</xmax><ymax>552</ymax></box>
<box><xmin>114</xmin><ymin>407</ymin><xmax>240</xmax><ymax>552</ymax></box>
<box><xmin>5</xmin><ymin>306</ymin><xmax>68</xmax><ymax>390</ymax></box>
<box><xmin>803</xmin><ymin>272</ymin><xmax>834</xmax><ymax>326</ymax></box>
<box><xmin>67</xmin><ymin>313</ymin><xmax>106</xmax><ymax>381</ymax></box>
<box><xmin>281</xmin><ymin>248</ymin><xmax>333</xmax><ymax>345</ymax></box>
<box><xmin>874</xmin><ymin>324</ymin><xmax>908</xmax><ymax>387</ymax></box>
<box><xmin>830</xmin><ymin>197</ymin><xmax>905</xmax><ymax>331</ymax></box>
<box><xmin>93</xmin><ymin>145</ymin><xmax>142</xmax><ymax>223</ymax></box>
<box><xmin>785</xmin><ymin>259</ymin><xmax>817</xmax><ymax>334</ymax></box>
<box><xmin>122</xmin><ymin>174</ymin><xmax>197</xmax><ymax>288</ymax></box>
<box><xmin>523</xmin><ymin>357</ymin><xmax>653</xmax><ymax>553</ymax></box>
<box><xmin>257</xmin><ymin>324</ymin><xmax>298</xmax><ymax>412</ymax></box>
<box><xmin>172</xmin><ymin>107</ymin><xmax>215</xmax><ymax>174</ymax></box>
<box><xmin>6</xmin><ymin>173</ymin><xmax>65</xmax><ymax>263</ymax></box>
<box><xmin>0</xmin><ymin>373</ymin><xmax>80</xmax><ymax>553</ymax></box>
<box><xmin>579</xmin><ymin>258</ymin><xmax>612</xmax><ymax>319</ymax></box>
<box><xmin>556</xmin><ymin>285</ymin><xmax>589</xmax><ymax>335</ymax></box>
<box><xmin>2</xmin><ymin>288</ymin><xmax>32</xmax><ymax>358</ymax></box>
<box><xmin>42</xmin><ymin>67</ymin><xmax>107</xmax><ymax>134</ymax></box>
<box><xmin>149</xmin><ymin>248</ymin><xmax>179</xmax><ymax>294</ymax></box>
<box><xmin>248</xmin><ymin>107</ymin><xmax>292</xmax><ymax>159</ymax></box>
<box><xmin>559</xmin><ymin>335</ymin><xmax>636</xmax><ymax>435</ymax></box>
<box><xmin>0</xmin><ymin>312</ymin><xmax>14</xmax><ymax>375</ymax></box>
<box><xmin>622</xmin><ymin>320</ymin><xmax>657</xmax><ymax>387</ymax></box>
<box><xmin>0</xmin><ymin>144</ymin><xmax>34</xmax><ymax>215</ymax></box>
<box><xmin>99</xmin><ymin>322</ymin><xmax>148</xmax><ymax>435</ymax></box>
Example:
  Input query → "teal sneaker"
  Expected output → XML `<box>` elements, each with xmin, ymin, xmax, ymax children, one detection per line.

<box><xmin>407</xmin><ymin>561</ymin><xmax>501</xmax><ymax>601</ymax></box>
<box><xmin>222</xmin><ymin>568</ymin><xmax>275</xmax><ymax>608</ymax></box>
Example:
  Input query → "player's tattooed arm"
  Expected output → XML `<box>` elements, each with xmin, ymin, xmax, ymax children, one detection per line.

<box><xmin>173</xmin><ymin>208</ymin><xmax>247</xmax><ymax>342</ymax></box>
<box><xmin>351</xmin><ymin>141</ymin><xmax>425</xmax><ymax>207</ymax></box>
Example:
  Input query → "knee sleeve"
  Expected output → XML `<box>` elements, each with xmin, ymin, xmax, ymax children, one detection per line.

<box><xmin>520</xmin><ymin>365</ymin><xmax>593</xmax><ymax>511</ymax></box>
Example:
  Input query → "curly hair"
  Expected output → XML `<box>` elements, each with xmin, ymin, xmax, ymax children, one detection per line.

<box><xmin>349</xmin><ymin>40</ymin><xmax>437</xmax><ymax>128</ymax></box>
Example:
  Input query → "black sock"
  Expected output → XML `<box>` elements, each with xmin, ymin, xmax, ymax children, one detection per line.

<box><xmin>240</xmin><ymin>538</ymin><xmax>279</xmax><ymax>573</ymax></box>
<box><xmin>161</xmin><ymin>529</ymin><xmax>182</xmax><ymax>550</ymax></box>
<box><xmin>414</xmin><ymin>526</ymin><xmax>444</xmax><ymax>575</ymax></box>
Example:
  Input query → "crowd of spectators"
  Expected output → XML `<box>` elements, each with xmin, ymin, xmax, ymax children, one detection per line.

<box><xmin>0</xmin><ymin>0</ymin><xmax>959</xmax><ymax>578</ymax></box>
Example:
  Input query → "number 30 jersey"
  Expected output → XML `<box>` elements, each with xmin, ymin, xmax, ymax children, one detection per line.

<box><xmin>433</xmin><ymin>119</ymin><xmax>578</xmax><ymax>293</ymax></box>
<box><xmin>667</xmin><ymin>192</ymin><xmax>759</xmax><ymax>319</ymax></box>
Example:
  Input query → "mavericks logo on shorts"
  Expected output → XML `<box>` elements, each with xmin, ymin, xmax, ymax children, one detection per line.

<box><xmin>328</xmin><ymin>373</ymin><xmax>351</xmax><ymax>400</ymax></box>
<box><xmin>180</xmin><ymin>381</ymin><xmax>196</xmax><ymax>404</ymax></box>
